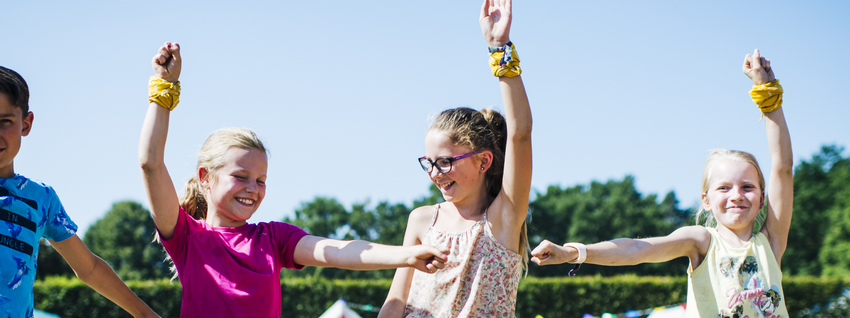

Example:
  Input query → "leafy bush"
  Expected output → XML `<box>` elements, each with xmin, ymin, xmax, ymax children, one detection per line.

<box><xmin>33</xmin><ymin>276</ymin><xmax>850</xmax><ymax>317</ymax></box>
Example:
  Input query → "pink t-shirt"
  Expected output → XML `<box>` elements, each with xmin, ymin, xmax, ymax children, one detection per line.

<box><xmin>160</xmin><ymin>207</ymin><xmax>309</xmax><ymax>318</ymax></box>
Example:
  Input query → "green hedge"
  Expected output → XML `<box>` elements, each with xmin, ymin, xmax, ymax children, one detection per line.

<box><xmin>34</xmin><ymin>276</ymin><xmax>850</xmax><ymax>318</ymax></box>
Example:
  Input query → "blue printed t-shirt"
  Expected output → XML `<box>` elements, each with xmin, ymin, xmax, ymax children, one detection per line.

<box><xmin>0</xmin><ymin>174</ymin><xmax>77</xmax><ymax>318</ymax></box>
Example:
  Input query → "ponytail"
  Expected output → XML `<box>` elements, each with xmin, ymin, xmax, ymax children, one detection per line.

<box><xmin>180</xmin><ymin>176</ymin><xmax>208</xmax><ymax>220</ymax></box>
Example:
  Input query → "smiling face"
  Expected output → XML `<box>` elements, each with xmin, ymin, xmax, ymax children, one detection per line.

<box><xmin>424</xmin><ymin>129</ymin><xmax>490</xmax><ymax>203</ymax></box>
<box><xmin>0</xmin><ymin>93</ymin><xmax>32</xmax><ymax>179</ymax></box>
<box><xmin>702</xmin><ymin>158</ymin><xmax>764</xmax><ymax>233</ymax></box>
<box><xmin>202</xmin><ymin>147</ymin><xmax>268</xmax><ymax>227</ymax></box>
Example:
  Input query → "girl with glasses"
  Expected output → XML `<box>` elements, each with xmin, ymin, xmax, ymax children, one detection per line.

<box><xmin>139</xmin><ymin>43</ymin><xmax>448</xmax><ymax>318</ymax></box>
<box><xmin>379</xmin><ymin>0</ymin><xmax>532</xmax><ymax>317</ymax></box>
<box><xmin>531</xmin><ymin>49</ymin><xmax>793</xmax><ymax>318</ymax></box>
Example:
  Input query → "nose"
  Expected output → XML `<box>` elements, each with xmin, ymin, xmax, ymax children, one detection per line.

<box><xmin>246</xmin><ymin>180</ymin><xmax>258</xmax><ymax>193</ymax></box>
<box><xmin>729</xmin><ymin>186</ymin><xmax>745</xmax><ymax>201</ymax></box>
<box><xmin>429</xmin><ymin>166</ymin><xmax>444</xmax><ymax>178</ymax></box>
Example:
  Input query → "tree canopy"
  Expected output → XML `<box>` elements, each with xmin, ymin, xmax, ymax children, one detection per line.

<box><xmin>527</xmin><ymin>176</ymin><xmax>691</xmax><ymax>277</ymax></box>
<box><xmin>80</xmin><ymin>201</ymin><xmax>171</xmax><ymax>280</ymax></box>
<box><xmin>784</xmin><ymin>145</ymin><xmax>850</xmax><ymax>277</ymax></box>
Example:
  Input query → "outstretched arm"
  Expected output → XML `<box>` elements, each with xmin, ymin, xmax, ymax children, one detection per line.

<box><xmin>51</xmin><ymin>235</ymin><xmax>160</xmax><ymax>318</ymax></box>
<box><xmin>139</xmin><ymin>42</ymin><xmax>183</xmax><ymax>240</ymax></box>
<box><xmin>292</xmin><ymin>235</ymin><xmax>447</xmax><ymax>272</ymax></box>
<box><xmin>480</xmin><ymin>0</ymin><xmax>533</xmax><ymax>248</ymax></box>
<box><xmin>744</xmin><ymin>49</ymin><xmax>793</xmax><ymax>263</ymax></box>
<box><xmin>531</xmin><ymin>226</ymin><xmax>711</xmax><ymax>270</ymax></box>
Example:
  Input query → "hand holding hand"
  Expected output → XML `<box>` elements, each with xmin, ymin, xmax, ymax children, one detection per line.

<box><xmin>479</xmin><ymin>0</ymin><xmax>512</xmax><ymax>47</ymax></box>
<box><xmin>407</xmin><ymin>245</ymin><xmax>449</xmax><ymax>273</ymax></box>
<box><xmin>530</xmin><ymin>240</ymin><xmax>577</xmax><ymax>266</ymax></box>
<box><xmin>743</xmin><ymin>49</ymin><xmax>775</xmax><ymax>85</ymax></box>
<box><xmin>152</xmin><ymin>42</ymin><xmax>182</xmax><ymax>83</ymax></box>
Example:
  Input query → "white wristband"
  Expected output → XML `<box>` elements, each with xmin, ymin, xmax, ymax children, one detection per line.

<box><xmin>563</xmin><ymin>243</ymin><xmax>586</xmax><ymax>264</ymax></box>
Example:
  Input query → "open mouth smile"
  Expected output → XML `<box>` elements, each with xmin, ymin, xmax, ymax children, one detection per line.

<box><xmin>437</xmin><ymin>181</ymin><xmax>455</xmax><ymax>190</ymax></box>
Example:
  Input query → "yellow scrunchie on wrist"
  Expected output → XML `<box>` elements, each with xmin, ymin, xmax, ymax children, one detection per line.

<box><xmin>750</xmin><ymin>80</ymin><xmax>782</xmax><ymax>120</ymax></box>
<box><xmin>489</xmin><ymin>43</ymin><xmax>522</xmax><ymax>78</ymax></box>
<box><xmin>148</xmin><ymin>76</ymin><xmax>181</xmax><ymax>111</ymax></box>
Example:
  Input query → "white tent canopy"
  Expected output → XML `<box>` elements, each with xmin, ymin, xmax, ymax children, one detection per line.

<box><xmin>318</xmin><ymin>299</ymin><xmax>363</xmax><ymax>318</ymax></box>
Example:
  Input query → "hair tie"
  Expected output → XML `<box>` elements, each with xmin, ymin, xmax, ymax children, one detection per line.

<box><xmin>750</xmin><ymin>80</ymin><xmax>782</xmax><ymax>120</ymax></box>
<box><xmin>149</xmin><ymin>76</ymin><xmax>181</xmax><ymax>111</ymax></box>
<box><xmin>488</xmin><ymin>42</ymin><xmax>521</xmax><ymax>78</ymax></box>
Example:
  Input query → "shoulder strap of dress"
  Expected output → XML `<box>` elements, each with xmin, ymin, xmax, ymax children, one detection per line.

<box><xmin>429</xmin><ymin>204</ymin><xmax>440</xmax><ymax>227</ymax></box>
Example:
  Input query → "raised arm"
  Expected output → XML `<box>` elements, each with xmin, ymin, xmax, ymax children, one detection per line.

<box><xmin>744</xmin><ymin>49</ymin><xmax>793</xmax><ymax>262</ymax></box>
<box><xmin>531</xmin><ymin>226</ymin><xmax>711</xmax><ymax>270</ymax></box>
<box><xmin>51</xmin><ymin>235</ymin><xmax>160</xmax><ymax>318</ymax></box>
<box><xmin>139</xmin><ymin>42</ymin><xmax>182</xmax><ymax>240</ymax></box>
<box><xmin>480</xmin><ymin>0</ymin><xmax>533</xmax><ymax>237</ymax></box>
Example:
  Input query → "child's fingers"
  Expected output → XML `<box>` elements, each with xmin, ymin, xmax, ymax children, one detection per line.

<box><xmin>742</xmin><ymin>54</ymin><xmax>753</xmax><ymax>71</ymax></box>
<box><xmin>169</xmin><ymin>42</ymin><xmax>182</xmax><ymax>62</ymax></box>
<box><xmin>530</xmin><ymin>239</ymin><xmax>553</xmax><ymax>256</ymax></box>
<box><xmin>430</xmin><ymin>259</ymin><xmax>446</xmax><ymax>270</ymax></box>
<box><xmin>158</xmin><ymin>45</ymin><xmax>171</xmax><ymax>59</ymax></box>
<box><xmin>423</xmin><ymin>246</ymin><xmax>448</xmax><ymax>262</ymax></box>
<box><xmin>752</xmin><ymin>49</ymin><xmax>762</xmax><ymax>69</ymax></box>
<box><xmin>426</xmin><ymin>262</ymin><xmax>439</xmax><ymax>273</ymax></box>
<box><xmin>531</xmin><ymin>255</ymin><xmax>550</xmax><ymax>265</ymax></box>
<box><xmin>152</xmin><ymin>54</ymin><xmax>165</xmax><ymax>66</ymax></box>
<box><xmin>479</xmin><ymin>0</ymin><xmax>489</xmax><ymax>20</ymax></box>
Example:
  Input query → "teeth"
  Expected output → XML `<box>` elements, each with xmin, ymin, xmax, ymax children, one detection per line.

<box><xmin>438</xmin><ymin>181</ymin><xmax>455</xmax><ymax>189</ymax></box>
<box><xmin>237</xmin><ymin>198</ymin><xmax>254</xmax><ymax>205</ymax></box>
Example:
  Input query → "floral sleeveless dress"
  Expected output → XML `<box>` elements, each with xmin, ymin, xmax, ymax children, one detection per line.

<box><xmin>404</xmin><ymin>205</ymin><xmax>522</xmax><ymax>318</ymax></box>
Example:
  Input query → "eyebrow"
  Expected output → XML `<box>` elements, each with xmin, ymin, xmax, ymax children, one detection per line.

<box><xmin>0</xmin><ymin>112</ymin><xmax>16</xmax><ymax>118</ymax></box>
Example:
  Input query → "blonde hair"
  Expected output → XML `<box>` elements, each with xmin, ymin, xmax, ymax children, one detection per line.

<box><xmin>430</xmin><ymin>107</ymin><xmax>531</xmax><ymax>273</ymax></box>
<box><xmin>181</xmin><ymin>127</ymin><xmax>268</xmax><ymax>220</ymax></box>
<box><xmin>695</xmin><ymin>149</ymin><xmax>766</xmax><ymax>228</ymax></box>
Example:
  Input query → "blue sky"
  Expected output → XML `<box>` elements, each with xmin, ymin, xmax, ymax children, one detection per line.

<box><xmin>4</xmin><ymin>1</ymin><xmax>849</xmax><ymax>235</ymax></box>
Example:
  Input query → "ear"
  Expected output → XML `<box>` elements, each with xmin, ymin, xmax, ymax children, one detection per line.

<box><xmin>701</xmin><ymin>192</ymin><xmax>711</xmax><ymax>211</ymax></box>
<box><xmin>478</xmin><ymin>150</ymin><xmax>494</xmax><ymax>172</ymax></box>
<box><xmin>21</xmin><ymin>111</ymin><xmax>33</xmax><ymax>137</ymax></box>
<box><xmin>759</xmin><ymin>191</ymin><xmax>765</xmax><ymax>210</ymax></box>
<box><xmin>198</xmin><ymin>167</ymin><xmax>211</xmax><ymax>188</ymax></box>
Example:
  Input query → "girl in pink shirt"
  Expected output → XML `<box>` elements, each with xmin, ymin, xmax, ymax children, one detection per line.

<box><xmin>139</xmin><ymin>43</ymin><xmax>448</xmax><ymax>318</ymax></box>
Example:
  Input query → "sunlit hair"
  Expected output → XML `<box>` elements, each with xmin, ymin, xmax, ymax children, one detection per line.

<box><xmin>429</xmin><ymin>107</ymin><xmax>531</xmax><ymax>273</ymax></box>
<box><xmin>0</xmin><ymin>66</ymin><xmax>30</xmax><ymax>114</ymax></box>
<box><xmin>181</xmin><ymin>127</ymin><xmax>268</xmax><ymax>220</ymax></box>
<box><xmin>695</xmin><ymin>149</ymin><xmax>766</xmax><ymax>228</ymax></box>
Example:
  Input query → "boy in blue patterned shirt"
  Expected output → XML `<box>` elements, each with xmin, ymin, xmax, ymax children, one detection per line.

<box><xmin>0</xmin><ymin>66</ymin><xmax>160</xmax><ymax>318</ymax></box>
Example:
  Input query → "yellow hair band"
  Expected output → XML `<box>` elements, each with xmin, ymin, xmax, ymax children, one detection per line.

<box><xmin>148</xmin><ymin>76</ymin><xmax>181</xmax><ymax>111</ymax></box>
<box><xmin>750</xmin><ymin>80</ymin><xmax>782</xmax><ymax>120</ymax></box>
<box><xmin>489</xmin><ymin>42</ymin><xmax>521</xmax><ymax>78</ymax></box>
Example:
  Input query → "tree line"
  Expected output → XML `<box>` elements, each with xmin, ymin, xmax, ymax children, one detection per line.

<box><xmin>36</xmin><ymin>145</ymin><xmax>850</xmax><ymax>280</ymax></box>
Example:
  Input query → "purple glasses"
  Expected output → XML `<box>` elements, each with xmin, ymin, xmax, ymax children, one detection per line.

<box><xmin>418</xmin><ymin>151</ymin><xmax>481</xmax><ymax>174</ymax></box>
